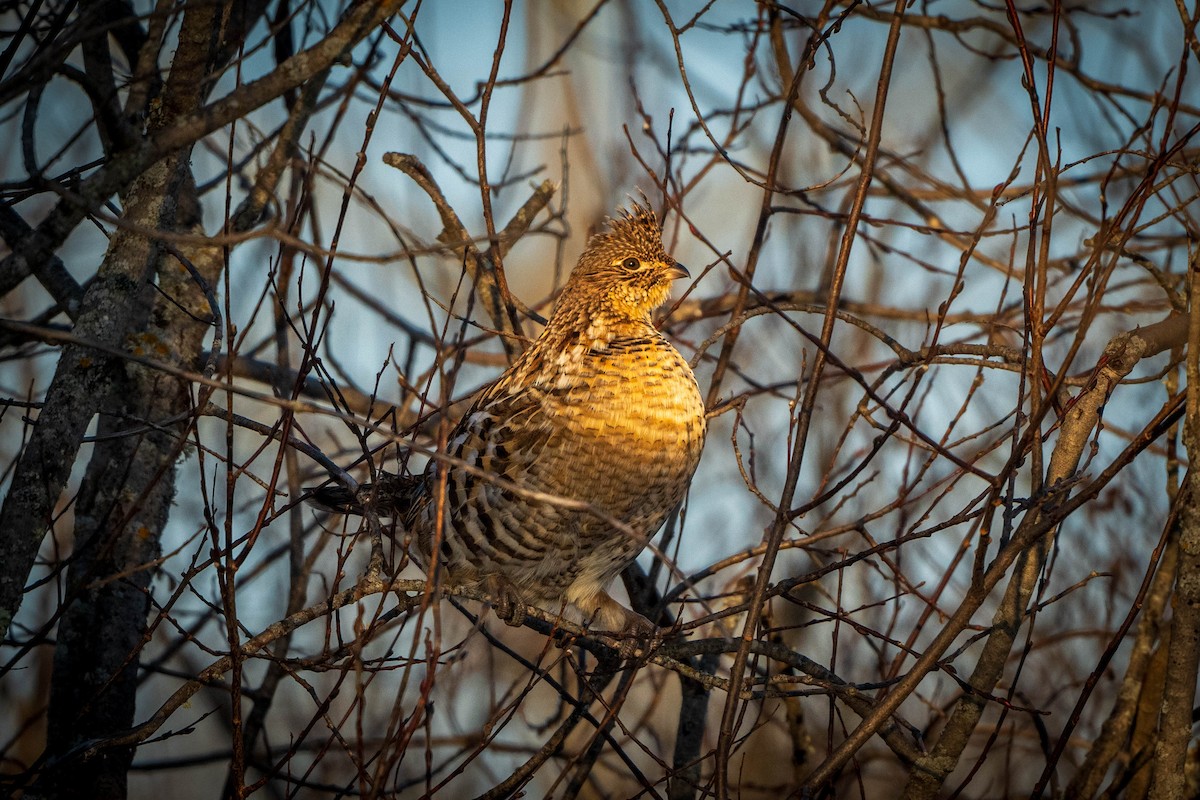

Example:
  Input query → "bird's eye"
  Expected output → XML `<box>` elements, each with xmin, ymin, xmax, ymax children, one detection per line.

<box><xmin>622</xmin><ymin>257</ymin><xmax>640</xmax><ymax>270</ymax></box>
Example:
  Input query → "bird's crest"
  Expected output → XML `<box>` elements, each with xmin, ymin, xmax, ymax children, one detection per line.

<box><xmin>577</xmin><ymin>199</ymin><xmax>672</xmax><ymax>272</ymax></box>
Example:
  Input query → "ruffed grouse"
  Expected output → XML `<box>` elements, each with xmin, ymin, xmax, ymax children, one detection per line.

<box><xmin>315</xmin><ymin>202</ymin><xmax>706</xmax><ymax>633</ymax></box>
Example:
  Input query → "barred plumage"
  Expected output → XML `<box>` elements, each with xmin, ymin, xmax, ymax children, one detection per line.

<box><xmin>316</xmin><ymin>202</ymin><xmax>706</xmax><ymax>632</ymax></box>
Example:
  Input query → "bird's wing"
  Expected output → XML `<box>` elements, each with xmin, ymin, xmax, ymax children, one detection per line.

<box><xmin>416</xmin><ymin>384</ymin><xmax>565</xmax><ymax>570</ymax></box>
<box><xmin>444</xmin><ymin>385</ymin><xmax>555</xmax><ymax>489</ymax></box>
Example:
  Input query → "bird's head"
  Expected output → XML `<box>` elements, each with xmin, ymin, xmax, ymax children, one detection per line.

<box><xmin>564</xmin><ymin>201</ymin><xmax>690</xmax><ymax>322</ymax></box>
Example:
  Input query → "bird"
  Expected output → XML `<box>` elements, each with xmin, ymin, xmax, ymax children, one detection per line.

<box><xmin>313</xmin><ymin>201</ymin><xmax>706</xmax><ymax>635</ymax></box>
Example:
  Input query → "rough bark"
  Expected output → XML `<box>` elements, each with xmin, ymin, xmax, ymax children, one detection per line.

<box><xmin>28</xmin><ymin>3</ymin><xmax>230</xmax><ymax>796</ymax></box>
<box><xmin>7</xmin><ymin>2</ymin><xmax>404</xmax><ymax>798</ymax></box>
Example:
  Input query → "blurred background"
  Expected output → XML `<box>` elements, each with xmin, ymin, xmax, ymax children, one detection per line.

<box><xmin>1</xmin><ymin>1</ymin><xmax>1197</xmax><ymax>797</ymax></box>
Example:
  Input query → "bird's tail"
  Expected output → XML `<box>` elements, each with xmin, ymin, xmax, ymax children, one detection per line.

<box><xmin>306</xmin><ymin>471</ymin><xmax>422</xmax><ymax>518</ymax></box>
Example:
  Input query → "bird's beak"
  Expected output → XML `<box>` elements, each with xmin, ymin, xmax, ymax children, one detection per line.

<box><xmin>664</xmin><ymin>263</ymin><xmax>690</xmax><ymax>281</ymax></box>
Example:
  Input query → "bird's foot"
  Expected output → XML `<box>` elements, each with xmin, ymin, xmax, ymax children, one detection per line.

<box><xmin>575</xmin><ymin>591</ymin><xmax>664</xmax><ymax>659</ymax></box>
<box><xmin>483</xmin><ymin>574</ymin><xmax>528</xmax><ymax>627</ymax></box>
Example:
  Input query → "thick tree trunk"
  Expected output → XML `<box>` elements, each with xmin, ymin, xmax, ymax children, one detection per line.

<box><xmin>29</xmin><ymin>4</ymin><xmax>228</xmax><ymax>796</ymax></box>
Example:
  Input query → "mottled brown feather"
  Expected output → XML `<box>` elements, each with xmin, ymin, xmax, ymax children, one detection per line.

<box><xmin>314</xmin><ymin>201</ymin><xmax>706</xmax><ymax>632</ymax></box>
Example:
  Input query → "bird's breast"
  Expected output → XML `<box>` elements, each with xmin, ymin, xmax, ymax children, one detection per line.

<box><xmin>539</xmin><ymin>333</ymin><xmax>706</xmax><ymax>462</ymax></box>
